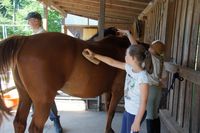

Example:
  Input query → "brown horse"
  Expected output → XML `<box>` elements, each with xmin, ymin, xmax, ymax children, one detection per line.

<box><xmin>0</xmin><ymin>32</ymin><xmax>131</xmax><ymax>133</ymax></box>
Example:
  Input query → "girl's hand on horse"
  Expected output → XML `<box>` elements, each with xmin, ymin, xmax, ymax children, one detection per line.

<box><xmin>117</xmin><ymin>29</ymin><xmax>130</xmax><ymax>36</ymax></box>
<box><xmin>83</xmin><ymin>49</ymin><xmax>95</xmax><ymax>58</ymax></box>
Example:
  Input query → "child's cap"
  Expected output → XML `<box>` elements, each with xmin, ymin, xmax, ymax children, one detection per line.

<box><xmin>151</xmin><ymin>40</ymin><xmax>165</xmax><ymax>56</ymax></box>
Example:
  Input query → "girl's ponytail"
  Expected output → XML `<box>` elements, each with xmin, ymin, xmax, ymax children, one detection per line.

<box><xmin>127</xmin><ymin>45</ymin><xmax>153</xmax><ymax>74</ymax></box>
<box><xmin>144</xmin><ymin>50</ymin><xmax>153</xmax><ymax>74</ymax></box>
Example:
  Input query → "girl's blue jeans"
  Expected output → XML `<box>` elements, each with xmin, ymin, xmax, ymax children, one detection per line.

<box><xmin>120</xmin><ymin>111</ymin><xmax>146</xmax><ymax>133</ymax></box>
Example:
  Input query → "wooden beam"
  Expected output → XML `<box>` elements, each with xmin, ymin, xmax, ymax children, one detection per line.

<box><xmin>81</xmin><ymin>0</ymin><xmax>149</xmax><ymax>6</ymax></box>
<box><xmin>118</xmin><ymin>0</ymin><xmax>151</xmax><ymax>5</ymax></box>
<box><xmin>39</xmin><ymin>0</ymin><xmax>66</xmax><ymax>16</ymax></box>
<box><xmin>55</xmin><ymin>2</ymin><xmax>141</xmax><ymax>16</ymax></box>
<box><xmin>63</xmin><ymin>8</ymin><xmax>134</xmax><ymax>21</ymax></box>
<box><xmin>65</xmin><ymin>11</ymin><xmax>132</xmax><ymax>28</ymax></box>
<box><xmin>53</xmin><ymin>0</ymin><xmax>145</xmax><ymax>12</ymax></box>
<box><xmin>164</xmin><ymin>62</ymin><xmax>200</xmax><ymax>86</ymax></box>
<box><xmin>164</xmin><ymin>62</ymin><xmax>179</xmax><ymax>73</ymax></box>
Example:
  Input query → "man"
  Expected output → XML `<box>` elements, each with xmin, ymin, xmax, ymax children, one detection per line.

<box><xmin>25</xmin><ymin>11</ymin><xmax>63</xmax><ymax>133</ymax></box>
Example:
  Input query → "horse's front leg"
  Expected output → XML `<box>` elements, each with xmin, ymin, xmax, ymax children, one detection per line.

<box><xmin>29</xmin><ymin>100</ymin><xmax>52</xmax><ymax>133</ymax></box>
<box><xmin>105</xmin><ymin>91</ymin><xmax>123</xmax><ymax>133</ymax></box>
<box><xmin>105</xmin><ymin>73</ymin><xmax>124</xmax><ymax>133</ymax></box>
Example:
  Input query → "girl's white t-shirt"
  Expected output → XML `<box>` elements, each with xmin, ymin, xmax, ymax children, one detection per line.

<box><xmin>124</xmin><ymin>64</ymin><xmax>149</xmax><ymax>115</ymax></box>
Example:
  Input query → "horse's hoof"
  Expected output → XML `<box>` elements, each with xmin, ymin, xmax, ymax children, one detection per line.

<box><xmin>105</xmin><ymin>128</ymin><xmax>115</xmax><ymax>133</ymax></box>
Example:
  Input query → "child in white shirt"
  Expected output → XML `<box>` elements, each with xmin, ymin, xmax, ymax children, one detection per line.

<box><xmin>83</xmin><ymin>44</ymin><xmax>152</xmax><ymax>133</ymax></box>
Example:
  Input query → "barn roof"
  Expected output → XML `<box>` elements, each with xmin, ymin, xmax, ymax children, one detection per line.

<box><xmin>38</xmin><ymin>0</ymin><xmax>151</xmax><ymax>29</ymax></box>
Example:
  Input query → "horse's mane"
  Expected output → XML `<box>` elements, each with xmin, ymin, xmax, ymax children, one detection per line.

<box><xmin>98</xmin><ymin>35</ymin><xmax>130</xmax><ymax>48</ymax></box>
<box><xmin>87</xmin><ymin>27</ymin><xmax>118</xmax><ymax>41</ymax></box>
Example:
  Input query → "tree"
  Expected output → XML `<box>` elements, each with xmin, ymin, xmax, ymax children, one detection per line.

<box><xmin>0</xmin><ymin>0</ymin><xmax>62</xmax><ymax>39</ymax></box>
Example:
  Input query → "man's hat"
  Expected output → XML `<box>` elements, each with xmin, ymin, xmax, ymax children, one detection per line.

<box><xmin>25</xmin><ymin>12</ymin><xmax>42</xmax><ymax>20</ymax></box>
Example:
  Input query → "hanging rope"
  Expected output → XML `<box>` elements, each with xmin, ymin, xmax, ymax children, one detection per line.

<box><xmin>164</xmin><ymin>72</ymin><xmax>184</xmax><ymax>96</ymax></box>
<box><xmin>159</xmin><ymin>72</ymin><xmax>184</xmax><ymax>109</ymax></box>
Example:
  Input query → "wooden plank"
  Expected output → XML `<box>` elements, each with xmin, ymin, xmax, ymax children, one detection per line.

<box><xmin>183</xmin><ymin>81</ymin><xmax>193</xmax><ymax>132</ymax></box>
<box><xmin>67</xmin><ymin>10</ymin><xmax>132</xmax><ymax>22</ymax></box>
<box><xmin>159</xmin><ymin>1</ymin><xmax>164</xmax><ymax>40</ymax></box>
<box><xmin>39</xmin><ymin>0</ymin><xmax>66</xmax><ymax>16</ymax></box>
<box><xmin>53</xmin><ymin>0</ymin><xmax>145</xmax><ymax>12</ymax></box>
<box><xmin>164</xmin><ymin>62</ymin><xmax>200</xmax><ymax>87</ymax></box>
<box><xmin>170</xmin><ymin>0</ymin><xmax>178</xmax><ymax>61</ymax></box>
<box><xmin>169</xmin><ymin>73</ymin><xmax>174</xmax><ymax>114</ymax></box>
<box><xmin>179</xmin><ymin>67</ymin><xmax>200</xmax><ymax>86</ymax></box>
<box><xmin>160</xmin><ymin>109</ymin><xmax>186</xmax><ymax>133</ymax></box>
<box><xmin>55</xmin><ymin>2</ymin><xmax>142</xmax><ymax>15</ymax></box>
<box><xmin>155</xmin><ymin>3</ymin><xmax>158</xmax><ymax>39</ymax></box>
<box><xmin>73</xmin><ymin>0</ymin><xmax>149</xmax><ymax>6</ymax></box>
<box><xmin>194</xmin><ymin>1</ymin><xmax>200</xmax><ymax>70</ymax></box>
<box><xmin>177</xmin><ymin>0</ymin><xmax>188</xmax><ymax>126</ymax></box>
<box><xmin>105</xmin><ymin>23</ymin><xmax>132</xmax><ymax>30</ymax></box>
<box><xmin>182</xmin><ymin>0</ymin><xmax>195</xmax><ymax>65</ymax></box>
<box><xmin>164</xmin><ymin>0</ymin><xmax>176</xmax><ymax>60</ymax></box>
<box><xmin>191</xmin><ymin>85</ymin><xmax>200</xmax><ymax>133</ymax></box>
<box><xmin>65</xmin><ymin>10</ymin><xmax>133</xmax><ymax>22</ymax></box>
<box><xmin>164</xmin><ymin>62</ymin><xmax>179</xmax><ymax>74</ymax></box>
<box><xmin>62</xmin><ymin>7</ymin><xmax>136</xmax><ymax>20</ymax></box>
<box><xmin>117</xmin><ymin>0</ymin><xmax>151</xmax><ymax>4</ymax></box>
<box><xmin>166</xmin><ymin>72</ymin><xmax>170</xmax><ymax>109</ymax></box>
<box><xmin>181</xmin><ymin>0</ymin><xmax>196</xmax><ymax>130</ymax></box>
<box><xmin>172</xmin><ymin>0</ymin><xmax>182</xmax><ymax>122</ymax></box>
<box><xmin>157</xmin><ymin>2</ymin><xmax>162</xmax><ymax>40</ymax></box>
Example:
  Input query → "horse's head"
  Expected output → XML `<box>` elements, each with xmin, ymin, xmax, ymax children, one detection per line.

<box><xmin>87</xmin><ymin>35</ymin><xmax>131</xmax><ymax>62</ymax></box>
<box><xmin>87</xmin><ymin>27</ymin><xmax>118</xmax><ymax>41</ymax></box>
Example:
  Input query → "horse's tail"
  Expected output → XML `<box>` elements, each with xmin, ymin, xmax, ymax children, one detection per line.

<box><xmin>0</xmin><ymin>36</ymin><xmax>24</xmax><ymax>74</ymax></box>
<box><xmin>0</xmin><ymin>36</ymin><xmax>25</xmax><ymax>125</ymax></box>
<box><xmin>0</xmin><ymin>94</ymin><xmax>12</xmax><ymax>126</ymax></box>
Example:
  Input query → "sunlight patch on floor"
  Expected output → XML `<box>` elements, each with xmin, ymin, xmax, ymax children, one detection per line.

<box><xmin>55</xmin><ymin>100</ymin><xmax>86</xmax><ymax>111</ymax></box>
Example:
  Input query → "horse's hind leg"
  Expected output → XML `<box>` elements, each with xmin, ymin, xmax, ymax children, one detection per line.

<box><xmin>13</xmin><ymin>68</ymin><xmax>32</xmax><ymax>133</ymax></box>
<box><xmin>105</xmin><ymin>72</ymin><xmax>124</xmax><ymax>133</ymax></box>
<box><xmin>29</xmin><ymin>99</ymin><xmax>53</xmax><ymax>133</ymax></box>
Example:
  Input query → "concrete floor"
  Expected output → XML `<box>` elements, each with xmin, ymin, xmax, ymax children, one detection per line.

<box><xmin>0</xmin><ymin>99</ymin><xmax>169</xmax><ymax>133</ymax></box>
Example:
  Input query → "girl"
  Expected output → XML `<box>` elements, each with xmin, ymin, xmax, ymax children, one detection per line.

<box><xmin>146</xmin><ymin>40</ymin><xmax>167</xmax><ymax>133</ymax></box>
<box><xmin>83</xmin><ymin>44</ymin><xmax>153</xmax><ymax>133</ymax></box>
<box><xmin>118</xmin><ymin>29</ymin><xmax>167</xmax><ymax>133</ymax></box>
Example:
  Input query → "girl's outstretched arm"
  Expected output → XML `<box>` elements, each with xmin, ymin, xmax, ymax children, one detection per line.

<box><xmin>117</xmin><ymin>29</ymin><xmax>138</xmax><ymax>45</ymax></box>
<box><xmin>83</xmin><ymin>49</ymin><xmax>125</xmax><ymax>70</ymax></box>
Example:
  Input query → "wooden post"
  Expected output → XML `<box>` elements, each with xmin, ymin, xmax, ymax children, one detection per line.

<box><xmin>61</xmin><ymin>14</ymin><xmax>67</xmax><ymax>34</ymax></box>
<box><xmin>97</xmin><ymin>0</ymin><xmax>106</xmax><ymax>111</ymax></box>
<box><xmin>98</xmin><ymin>0</ymin><xmax>105</xmax><ymax>40</ymax></box>
<box><xmin>43</xmin><ymin>4</ymin><xmax>48</xmax><ymax>31</ymax></box>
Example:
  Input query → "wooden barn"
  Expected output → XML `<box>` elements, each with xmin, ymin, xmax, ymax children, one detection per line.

<box><xmin>38</xmin><ymin>0</ymin><xmax>200</xmax><ymax>133</ymax></box>
<box><xmin>1</xmin><ymin>0</ymin><xmax>199</xmax><ymax>133</ymax></box>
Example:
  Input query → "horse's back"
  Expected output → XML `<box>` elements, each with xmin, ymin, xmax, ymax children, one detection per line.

<box><xmin>16</xmin><ymin>32</ymin><xmax>118</xmax><ymax>98</ymax></box>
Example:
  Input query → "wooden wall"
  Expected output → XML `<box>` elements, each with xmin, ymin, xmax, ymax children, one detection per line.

<box><xmin>142</xmin><ymin>0</ymin><xmax>200</xmax><ymax>132</ymax></box>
